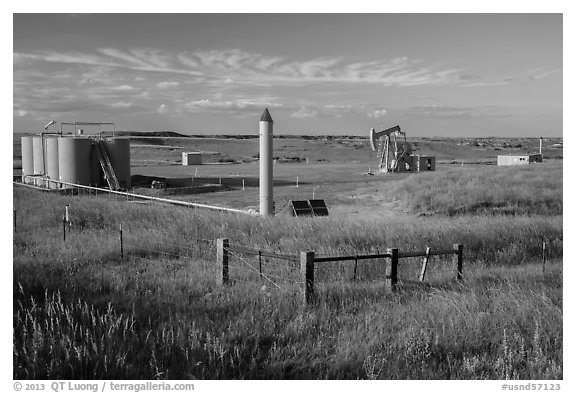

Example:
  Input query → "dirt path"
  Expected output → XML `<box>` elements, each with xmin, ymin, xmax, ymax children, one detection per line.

<box><xmin>329</xmin><ymin>187</ymin><xmax>417</xmax><ymax>221</ymax></box>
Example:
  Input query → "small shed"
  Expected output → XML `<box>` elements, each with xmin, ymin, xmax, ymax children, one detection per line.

<box><xmin>182</xmin><ymin>152</ymin><xmax>202</xmax><ymax>165</ymax></box>
<box><xmin>414</xmin><ymin>155</ymin><xmax>436</xmax><ymax>172</ymax></box>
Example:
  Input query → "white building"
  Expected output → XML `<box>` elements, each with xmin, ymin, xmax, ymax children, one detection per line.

<box><xmin>182</xmin><ymin>152</ymin><xmax>202</xmax><ymax>165</ymax></box>
<box><xmin>497</xmin><ymin>154</ymin><xmax>542</xmax><ymax>166</ymax></box>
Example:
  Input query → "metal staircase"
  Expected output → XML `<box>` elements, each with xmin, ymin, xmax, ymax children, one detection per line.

<box><xmin>94</xmin><ymin>141</ymin><xmax>120</xmax><ymax>190</ymax></box>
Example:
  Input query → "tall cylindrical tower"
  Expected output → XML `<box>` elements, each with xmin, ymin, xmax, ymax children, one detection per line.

<box><xmin>45</xmin><ymin>137</ymin><xmax>60</xmax><ymax>189</ymax></box>
<box><xmin>259</xmin><ymin>108</ymin><xmax>274</xmax><ymax>216</ymax></box>
<box><xmin>32</xmin><ymin>136</ymin><xmax>45</xmax><ymax>186</ymax></box>
<box><xmin>105</xmin><ymin>137</ymin><xmax>131</xmax><ymax>188</ymax></box>
<box><xmin>21</xmin><ymin>136</ymin><xmax>34</xmax><ymax>183</ymax></box>
<box><xmin>58</xmin><ymin>137</ymin><xmax>93</xmax><ymax>188</ymax></box>
<box><xmin>539</xmin><ymin>137</ymin><xmax>543</xmax><ymax>155</ymax></box>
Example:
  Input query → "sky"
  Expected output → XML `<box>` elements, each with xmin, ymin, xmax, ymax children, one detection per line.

<box><xmin>13</xmin><ymin>13</ymin><xmax>563</xmax><ymax>136</ymax></box>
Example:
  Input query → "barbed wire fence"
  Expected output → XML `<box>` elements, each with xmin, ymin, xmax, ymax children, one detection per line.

<box><xmin>13</xmin><ymin>191</ymin><xmax>557</xmax><ymax>305</ymax></box>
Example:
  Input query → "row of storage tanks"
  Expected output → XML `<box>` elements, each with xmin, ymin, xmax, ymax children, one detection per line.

<box><xmin>21</xmin><ymin>136</ymin><xmax>131</xmax><ymax>189</ymax></box>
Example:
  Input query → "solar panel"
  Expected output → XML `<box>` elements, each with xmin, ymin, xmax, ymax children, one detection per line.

<box><xmin>290</xmin><ymin>200</ymin><xmax>329</xmax><ymax>217</ymax></box>
<box><xmin>309</xmin><ymin>199</ymin><xmax>329</xmax><ymax>216</ymax></box>
<box><xmin>291</xmin><ymin>200</ymin><xmax>313</xmax><ymax>216</ymax></box>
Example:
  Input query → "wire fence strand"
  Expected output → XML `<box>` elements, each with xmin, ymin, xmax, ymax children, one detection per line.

<box><xmin>228</xmin><ymin>249</ymin><xmax>281</xmax><ymax>289</ymax></box>
<box><xmin>123</xmin><ymin>234</ymin><xmax>215</xmax><ymax>253</ymax></box>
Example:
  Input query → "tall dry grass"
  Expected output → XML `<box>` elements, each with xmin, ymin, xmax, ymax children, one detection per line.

<box><xmin>14</xmin><ymin>261</ymin><xmax>562</xmax><ymax>379</ymax></box>
<box><xmin>378</xmin><ymin>162</ymin><xmax>562</xmax><ymax>216</ymax></box>
<box><xmin>13</xmin><ymin>170</ymin><xmax>562</xmax><ymax>379</ymax></box>
<box><xmin>13</xmin><ymin>185</ymin><xmax>562</xmax><ymax>265</ymax></box>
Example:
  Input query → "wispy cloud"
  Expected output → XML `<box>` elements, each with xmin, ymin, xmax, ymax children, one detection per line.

<box><xmin>405</xmin><ymin>104</ymin><xmax>508</xmax><ymax>119</ymax></box>
<box><xmin>111</xmin><ymin>101</ymin><xmax>133</xmax><ymax>109</ymax></box>
<box><xmin>15</xmin><ymin>48</ymin><xmax>464</xmax><ymax>87</ymax></box>
<box><xmin>156</xmin><ymin>81</ymin><xmax>180</xmax><ymax>89</ymax></box>
<box><xmin>291</xmin><ymin>107</ymin><xmax>318</xmax><ymax>119</ymax></box>
<box><xmin>290</xmin><ymin>104</ymin><xmax>388</xmax><ymax>119</ymax></box>
<box><xmin>180</xmin><ymin>98</ymin><xmax>388</xmax><ymax>120</ymax></box>
<box><xmin>529</xmin><ymin>68</ymin><xmax>561</xmax><ymax>80</ymax></box>
<box><xmin>464</xmin><ymin>81</ymin><xmax>512</xmax><ymax>87</ymax></box>
<box><xmin>15</xmin><ymin>47</ymin><xmax>557</xmax><ymax>124</ymax></box>
<box><xmin>368</xmin><ymin>109</ymin><xmax>388</xmax><ymax>118</ymax></box>
<box><xmin>183</xmin><ymin>99</ymin><xmax>284</xmax><ymax>118</ymax></box>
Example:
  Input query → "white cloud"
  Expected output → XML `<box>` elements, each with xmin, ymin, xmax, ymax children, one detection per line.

<box><xmin>158</xmin><ymin>104</ymin><xmax>169</xmax><ymax>115</ymax></box>
<box><xmin>156</xmin><ymin>81</ymin><xmax>180</xmax><ymax>89</ymax></box>
<box><xmin>464</xmin><ymin>81</ymin><xmax>511</xmax><ymax>87</ymax></box>
<box><xmin>406</xmin><ymin>104</ymin><xmax>507</xmax><ymax>119</ymax></box>
<box><xmin>291</xmin><ymin>107</ymin><xmax>318</xmax><ymax>118</ymax></box>
<box><xmin>368</xmin><ymin>109</ymin><xmax>387</xmax><ymax>118</ymax></box>
<box><xmin>529</xmin><ymin>68</ymin><xmax>561</xmax><ymax>80</ymax></box>
<box><xmin>109</xmin><ymin>85</ymin><xmax>137</xmax><ymax>91</ymax></box>
<box><xmin>111</xmin><ymin>101</ymin><xmax>132</xmax><ymax>108</ymax></box>
<box><xmin>290</xmin><ymin>104</ymin><xmax>388</xmax><ymax>119</ymax></box>
<box><xmin>184</xmin><ymin>99</ymin><xmax>282</xmax><ymax>112</ymax></box>
<box><xmin>14</xmin><ymin>109</ymin><xmax>27</xmax><ymax>117</ymax></box>
<box><xmin>15</xmin><ymin>48</ymin><xmax>465</xmax><ymax>87</ymax></box>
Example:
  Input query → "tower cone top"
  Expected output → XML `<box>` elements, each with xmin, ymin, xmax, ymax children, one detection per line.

<box><xmin>260</xmin><ymin>108</ymin><xmax>273</xmax><ymax>122</ymax></box>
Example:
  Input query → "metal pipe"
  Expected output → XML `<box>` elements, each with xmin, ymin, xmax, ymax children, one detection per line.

<box><xmin>42</xmin><ymin>134</ymin><xmax>46</xmax><ymax>180</ymax></box>
<box><xmin>23</xmin><ymin>176</ymin><xmax>258</xmax><ymax>216</ymax></box>
<box><xmin>59</xmin><ymin>122</ymin><xmax>115</xmax><ymax>137</ymax></box>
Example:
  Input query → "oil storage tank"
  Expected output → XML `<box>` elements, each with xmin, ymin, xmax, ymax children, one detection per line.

<box><xmin>45</xmin><ymin>137</ymin><xmax>60</xmax><ymax>189</ymax></box>
<box><xmin>58</xmin><ymin>137</ymin><xmax>93</xmax><ymax>188</ymax></box>
<box><xmin>21</xmin><ymin>136</ymin><xmax>34</xmax><ymax>183</ymax></box>
<box><xmin>104</xmin><ymin>138</ymin><xmax>131</xmax><ymax>188</ymax></box>
<box><xmin>32</xmin><ymin>136</ymin><xmax>45</xmax><ymax>186</ymax></box>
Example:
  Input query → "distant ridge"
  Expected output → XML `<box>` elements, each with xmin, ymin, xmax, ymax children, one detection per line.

<box><xmin>115</xmin><ymin>131</ymin><xmax>189</xmax><ymax>138</ymax></box>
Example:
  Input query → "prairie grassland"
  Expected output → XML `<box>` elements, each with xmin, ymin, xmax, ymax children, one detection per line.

<box><xmin>13</xmin><ymin>248</ymin><xmax>563</xmax><ymax>379</ymax></box>
<box><xmin>12</xmin><ymin>159</ymin><xmax>563</xmax><ymax>379</ymax></box>
<box><xmin>378</xmin><ymin>161</ymin><xmax>562</xmax><ymax>216</ymax></box>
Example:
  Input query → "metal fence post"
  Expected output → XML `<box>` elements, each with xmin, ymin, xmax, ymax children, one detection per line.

<box><xmin>419</xmin><ymin>247</ymin><xmax>431</xmax><ymax>282</ymax></box>
<box><xmin>453</xmin><ymin>244</ymin><xmax>464</xmax><ymax>280</ymax></box>
<box><xmin>385</xmin><ymin>248</ymin><xmax>398</xmax><ymax>293</ymax></box>
<box><xmin>217</xmin><ymin>238</ymin><xmax>229</xmax><ymax>286</ymax></box>
<box><xmin>300</xmin><ymin>251</ymin><xmax>315</xmax><ymax>305</ymax></box>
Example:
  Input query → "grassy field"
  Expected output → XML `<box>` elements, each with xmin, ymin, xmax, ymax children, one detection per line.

<box><xmin>13</xmin><ymin>151</ymin><xmax>563</xmax><ymax>379</ymax></box>
<box><xmin>13</xmin><ymin>133</ymin><xmax>564</xmax><ymax>171</ymax></box>
<box><xmin>363</xmin><ymin>161</ymin><xmax>563</xmax><ymax>216</ymax></box>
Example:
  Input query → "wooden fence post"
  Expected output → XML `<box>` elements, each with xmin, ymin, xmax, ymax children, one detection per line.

<box><xmin>62</xmin><ymin>216</ymin><xmax>66</xmax><ymax>242</ymax></box>
<box><xmin>216</xmin><ymin>238</ymin><xmax>229</xmax><ymax>286</ymax></box>
<box><xmin>352</xmin><ymin>256</ymin><xmax>358</xmax><ymax>281</ymax></box>
<box><xmin>419</xmin><ymin>247</ymin><xmax>431</xmax><ymax>282</ymax></box>
<box><xmin>542</xmin><ymin>241</ymin><xmax>547</xmax><ymax>273</ymax></box>
<box><xmin>13</xmin><ymin>209</ymin><xmax>16</xmax><ymax>233</ymax></box>
<box><xmin>258</xmin><ymin>250</ymin><xmax>263</xmax><ymax>280</ymax></box>
<box><xmin>120</xmin><ymin>223</ymin><xmax>124</xmax><ymax>259</ymax></box>
<box><xmin>385</xmin><ymin>248</ymin><xmax>398</xmax><ymax>293</ymax></box>
<box><xmin>453</xmin><ymin>244</ymin><xmax>464</xmax><ymax>280</ymax></box>
<box><xmin>300</xmin><ymin>251</ymin><xmax>315</xmax><ymax>305</ymax></box>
